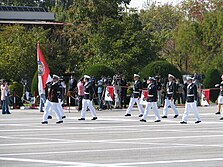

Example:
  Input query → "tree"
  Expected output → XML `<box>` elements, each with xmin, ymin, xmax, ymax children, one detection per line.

<box><xmin>203</xmin><ymin>68</ymin><xmax>221</xmax><ymax>102</ymax></box>
<box><xmin>140</xmin><ymin>60</ymin><xmax>182</xmax><ymax>81</ymax></box>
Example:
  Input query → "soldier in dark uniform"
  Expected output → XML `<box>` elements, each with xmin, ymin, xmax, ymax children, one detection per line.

<box><xmin>181</xmin><ymin>76</ymin><xmax>201</xmax><ymax>124</ymax></box>
<box><xmin>125</xmin><ymin>74</ymin><xmax>144</xmax><ymax>117</ymax></box>
<box><xmin>162</xmin><ymin>74</ymin><xmax>179</xmax><ymax>118</ymax></box>
<box><xmin>42</xmin><ymin>75</ymin><xmax>63</xmax><ymax>124</ymax></box>
<box><xmin>215</xmin><ymin>75</ymin><xmax>223</xmax><ymax>117</ymax></box>
<box><xmin>120</xmin><ymin>75</ymin><xmax>128</xmax><ymax>109</ymax></box>
<box><xmin>140</xmin><ymin>77</ymin><xmax>161</xmax><ymax>122</ymax></box>
<box><xmin>155</xmin><ymin>76</ymin><xmax>162</xmax><ymax>107</ymax></box>
<box><xmin>78</xmin><ymin>75</ymin><xmax>97</xmax><ymax>120</ymax></box>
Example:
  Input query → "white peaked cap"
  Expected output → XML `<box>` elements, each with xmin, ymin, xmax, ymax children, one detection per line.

<box><xmin>187</xmin><ymin>76</ymin><xmax>193</xmax><ymax>80</ymax></box>
<box><xmin>134</xmin><ymin>74</ymin><xmax>140</xmax><ymax>77</ymax></box>
<box><xmin>53</xmin><ymin>74</ymin><xmax>60</xmax><ymax>79</ymax></box>
<box><xmin>168</xmin><ymin>74</ymin><xmax>175</xmax><ymax>78</ymax></box>
<box><xmin>84</xmin><ymin>75</ymin><xmax>91</xmax><ymax>79</ymax></box>
<box><xmin>148</xmin><ymin>77</ymin><xmax>155</xmax><ymax>81</ymax></box>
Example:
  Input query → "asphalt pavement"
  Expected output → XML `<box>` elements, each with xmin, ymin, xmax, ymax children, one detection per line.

<box><xmin>0</xmin><ymin>105</ymin><xmax>223</xmax><ymax>167</ymax></box>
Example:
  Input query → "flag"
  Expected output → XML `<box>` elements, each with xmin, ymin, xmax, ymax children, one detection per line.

<box><xmin>37</xmin><ymin>43</ymin><xmax>51</xmax><ymax>95</ymax></box>
<box><xmin>140</xmin><ymin>90</ymin><xmax>148</xmax><ymax>105</ymax></box>
<box><xmin>104</xmin><ymin>86</ymin><xmax>114</xmax><ymax>101</ymax></box>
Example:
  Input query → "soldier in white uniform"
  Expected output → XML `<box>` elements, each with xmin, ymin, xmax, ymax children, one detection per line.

<box><xmin>78</xmin><ymin>75</ymin><xmax>97</xmax><ymax>120</ymax></box>
<box><xmin>125</xmin><ymin>74</ymin><xmax>144</xmax><ymax>117</ymax></box>
<box><xmin>162</xmin><ymin>74</ymin><xmax>179</xmax><ymax>118</ymax></box>
<box><xmin>42</xmin><ymin>75</ymin><xmax>63</xmax><ymax>124</ymax></box>
<box><xmin>215</xmin><ymin>75</ymin><xmax>223</xmax><ymax>118</ymax></box>
<box><xmin>140</xmin><ymin>77</ymin><xmax>161</xmax><ymax>122</ymax></box>
<box><xmin>180</xmin><ymin>76</ymin><xmax>201</xmax><ymax>124</ymax></box>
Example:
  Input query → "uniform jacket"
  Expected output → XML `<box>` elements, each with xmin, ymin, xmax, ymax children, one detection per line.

<box><xmin>132</xmin><ymin>80</ymin><xmax>142</xmax><ymax>98</ymax></box>
<box><xmin>156</xmin><ymin>82</ymin><xmax>162</xmax><ymax>91</ymax></box>
<box><xmin>84</xmin><ymin>82</ymin><xmax>93</xmax><ymax>100</ymax></box>
<box><xmin>48</xmin><ymin>82</ymin><xmax>60</xmax><ymax>103</ymax></box>
<box><xmin>219</xmin><ymin>81</ymin><xmax>223</xmax><ymax>96</ymax></box>
<box><xmin>147</xmin><ymin>83</ymin><xmax>157</xmax><ymax>102</ymax></box>
<box><xmin>186</xmin><ymin>83</ymin><xmax>197</xmax><ymax>103</ymax></box>
<box><xmin>166</xmin><ymin>81</ymin><xmax>176</xmax><ymax>100</ymax></box>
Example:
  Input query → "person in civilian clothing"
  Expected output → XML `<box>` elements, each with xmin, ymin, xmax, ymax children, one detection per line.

<box><xmin>1</xmin><ymin>81</ymin><xmax>10</xmax><ymax>114</ymax></box>
<box><xmin>77</xmin><ymin>77</ymin><xmax>84</xmax><ymax>112</ymax></box>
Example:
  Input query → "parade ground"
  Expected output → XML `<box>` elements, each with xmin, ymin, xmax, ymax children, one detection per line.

<box><xmin>0</xmin><ymin>105</ymin><xmax>223</xmax><ymax>167</ymax></box>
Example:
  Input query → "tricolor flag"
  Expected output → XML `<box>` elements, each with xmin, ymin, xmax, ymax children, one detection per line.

<box><xmin>37</xmin><ymin>43</ymin><xmax>52</xmax><ymax>95</ymax></box>
<box><xmin>140</xmin><ymin>90</ymin><xmax>148</xmax><ymax>105</ymax></box>
<box><xmin>104</xmin><ymin>86</ymin><xmax>114</xmax><ymax>101</ymax></box>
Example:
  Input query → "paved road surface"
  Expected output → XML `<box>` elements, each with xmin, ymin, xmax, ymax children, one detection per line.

<box><xmin>0</xmin><ymin>105</ymin><xmax>223</xmax><ymax>167</ymax></box>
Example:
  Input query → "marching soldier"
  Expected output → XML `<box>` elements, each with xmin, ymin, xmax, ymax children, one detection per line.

<box><xmin>78</xmin><ymin>75</ymin><xmax>97</xmax><ymax>120</ymax></box>
<box><xmin>125</xmin><ymin>74</ymin><xmax>144</xmax><ymax>117</ymax></box>
<box><xmin>181</xmin><ymin>76</ymin><xmax>201</xmax><ymax>124</ymax></box>
<box><xmin>215</xmin><ymin>75</ymin><xmax>223</xmax><ymax>117</ymax></box>
<box><xmin>162</xmin><ymin>74</ymin><xmax>179</xmax><ymax>118</ymax></box>
<box><xmin>42</xmin><ymin>75</ymin><xmax>63</xmax><ymax>124</ymax></box>
<box><xmin>140</xmin><ymin>77</ymin><xmax>161</xmax><ymax>122</ymax></box>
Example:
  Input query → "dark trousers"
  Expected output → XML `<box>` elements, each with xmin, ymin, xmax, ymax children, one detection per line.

<box><xmin>2</xmin><ymin>98</ymin><xmax>9</xmax><ymax>114</ymax></box>
<box><xmin>78</xmin><ymin>95</ymin><xmax>84</xmax><ymax>111</ymax></box>
<box><xmin>120</xmin><ymin>92</ymin><xmax>127</xmax><ymax>108</ymax></box>
<box><xmin>98</xmin><ymin>93</ymin><xmax>103</xmax><ymax>109</ymax></box>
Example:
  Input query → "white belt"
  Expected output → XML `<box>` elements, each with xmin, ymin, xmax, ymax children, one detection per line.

<box><xmin>84</xmin><ymin>92</ymin><xmax>89</xmax><ymax>94</ymax></box>
<box><xmin>148</xmin><ymin>95</ymin><xmax>154</xmax><ymax>97</ymax></box>
<box><xmin>133</xmin><ymin>91</ymin><xmax>140</xmax><ymax>93</ymax></box>
<box><xmin>187</xmin><ymin>94</ymin><xmax>194</xmax><ymax>97</ymax></box>
<box><xmin>167</xmin><ymin>92</ymin><xmax>173</xmax><ymax>94</ymax></box>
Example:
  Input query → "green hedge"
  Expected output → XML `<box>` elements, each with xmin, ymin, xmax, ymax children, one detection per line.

<box><xmin>83</xmin><ymin>64</ymin><xmax>115</xmax><ymax>80</ymax></box>
<box><xmin>9</xmin><ymin>81</ymin><xmax>23</xmax><ymax>106</ymax></box>
<box><xmin>140</xmin><ymin>60</ymin><xmax>182</xmax><ymax>81</ymax></box>
<box><xmin>31</xmin><ymin>70</ymin><xmax>38</xmax><ymax>96</ymax></box>
<box><xmin>203</xmin><ymin>68</ymin><xmax>221</xmax><ymax>103</ymax></box>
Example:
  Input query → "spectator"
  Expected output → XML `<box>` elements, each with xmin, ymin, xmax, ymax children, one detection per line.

<box><xmin>1</xmin><ymin>80</ymin><xmax>11</xmax><ymax>114</ymax></box>
<box><xmin>77</xmin><ymin>77</ymin><xmax>84</xmax><ymax>112</ymax></box>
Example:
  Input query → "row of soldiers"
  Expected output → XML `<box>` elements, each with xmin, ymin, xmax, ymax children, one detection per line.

<box><xmin>124</xmin><ymin>74</ymin><xmax>201</xmax><ymax>124</ymax></box>
<box><xmin>41</xmin><ymin>73</ymin><xmax>223</xmax><ymax>124</ymax></box>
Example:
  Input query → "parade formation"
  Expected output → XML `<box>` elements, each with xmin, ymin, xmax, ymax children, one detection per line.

<box><xmin>14</xmin><ymin>71</ymin><xmax>222</xmax><ymax>125</ymax></box>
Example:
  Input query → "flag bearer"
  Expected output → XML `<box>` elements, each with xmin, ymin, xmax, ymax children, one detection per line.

<box><xmin>180</xmin><ymin>76</ymin><xmax>201</xmax><ymax>124</ymax></box>
<box><xmin>140</xmin><ymin>77</ymin><xmax>161</xmax><ymax>122</ymax></box>
<box><xmin>78</xmin><ymin>75</ymin><xmax>97</xmax><ymax>120</ymax></box>
<box><xmin>125</xmin><ymin>74</ymin><xmax>144</xmax><ymax>117</ymax></box>
<box><xmin>162</xmin><ymin>74</ymin><xmax>179</xmax><ymax>118</ymax></box>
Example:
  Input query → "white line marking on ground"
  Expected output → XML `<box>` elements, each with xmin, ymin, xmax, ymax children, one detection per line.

<box><xmin>0</xmin><ymin>157</ymin><xmax>128</xmax><ymax>167</ymax></box>
<box><xmin>113</xmin><ymin>158</ymin><xmax>223</xmax><ymax>166</ymax></box>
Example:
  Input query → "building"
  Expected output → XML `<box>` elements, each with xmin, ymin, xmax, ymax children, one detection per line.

<box><xmin>0</xmin><ymin>6</ymin><xmax>64</xmax><ymax>26</ymax></box>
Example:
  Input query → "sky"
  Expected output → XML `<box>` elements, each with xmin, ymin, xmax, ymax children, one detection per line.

<box><xmin>129</xmin><ymin>0</ymin><xmax>182</xmax><ymax>9</ymax></box>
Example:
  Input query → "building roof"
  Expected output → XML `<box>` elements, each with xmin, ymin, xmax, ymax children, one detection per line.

<box><xmin>0</xmin><ymin>6</ymin><xmax>54</xmax><ymax>21</ymax></box>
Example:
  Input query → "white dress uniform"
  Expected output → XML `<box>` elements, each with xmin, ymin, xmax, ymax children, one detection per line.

<box><xmin>217</xmin><ymin>81</ymin><xmax>223</xmax><ymax>104</ymax></box>
<box><xmin>162</xmin><ymin>80</ymin><xmax>179</xmax><ymax>117</ymax></box>
<box><xmin>141</xmin><ymin>80</ymin><xmax>161</xmax><ymax>122</ymax></box>
<box><xmin>42</xmin><ymin>80</ymin><xmax>63</xmax><ymax>124</ymax></box>
<box><xmin>125</xmin><ymin>75</ymin><xmax>144</xmax><ymax>116</ymax></box>
<box><xmin>181</xmin><ymin>81</ymin><xmax>201</xmax><ymax>123</ymax></box>
<box><xmin>79</xmin><ymin>78</ymin><xmax>97</xmax><ymax>120</ymax></box>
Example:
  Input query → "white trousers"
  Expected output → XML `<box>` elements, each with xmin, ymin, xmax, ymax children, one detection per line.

<box><xmin>142</xmin><ymin>102</ymin><xmax>161</xmax><ymax>121</ymax></box>
<box><xmin>43</xmin><ymin>100</ymin><xmax>62</xmax><ymax>122</ymax></box>
<box><xmin>48</xmin><ymin>99</ymin><xmax>65</xmax><ymax>117</ymax></box>
<box><xmin>81</xmin><ymin>99</ymin><xmax>97</xmax><ymax>118</ymax></box>
<box><xmin>163</xmin><ymin>99</ymin><xmax>178</xmax><ymax>116</ymax></box>
<box><xmin>182</xmin><ymin>102</ymin><xmax>201</xmax><ymax>122</ymax></box>
<box><xmin>126</xmin><ymin>97</ymin><xmax>144</xmax><ymax>114</ymax></box>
